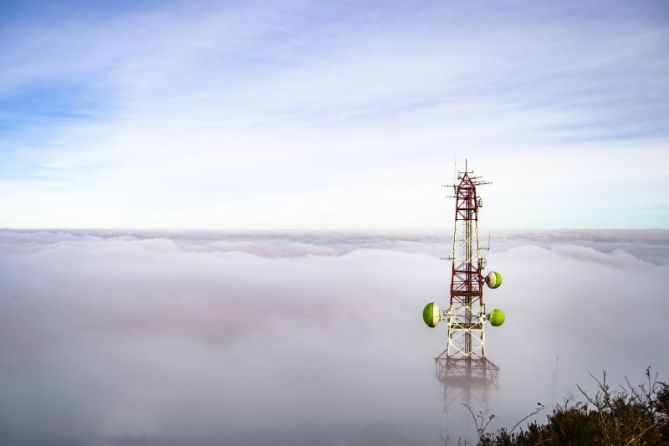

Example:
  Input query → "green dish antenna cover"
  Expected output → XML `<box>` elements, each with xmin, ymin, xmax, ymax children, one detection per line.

<box><xmin>490</xmin><ymin>308</ymin><xmax>505</xmax><ymax>326</ymax></box>
<box><xmin>486</xmin><ymin>271</ymin><xmax>503</xmax><ymax>289</ymax></box>
<box><xmin>423</xmin><ymin>302</ymin><xmax>440</xmax><ymax>328</ymax></box>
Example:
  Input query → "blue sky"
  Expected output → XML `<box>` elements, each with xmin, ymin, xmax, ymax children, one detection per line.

<box><xmin>0</xmin><ymin>0</ymin><xmax>668</xmax><ymax>229</ymax></box>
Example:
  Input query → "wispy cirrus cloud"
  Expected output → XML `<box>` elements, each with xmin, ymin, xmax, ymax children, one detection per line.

<box><xmin>0</xmin><ymin>1</ymin><xmax>668</xmax><ymax>228</ymax></box>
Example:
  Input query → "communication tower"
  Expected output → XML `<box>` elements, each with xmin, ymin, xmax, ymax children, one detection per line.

<box><xmin>423</xmin><ymin>160</ymin><xmax>505</xmax><ymax>415</ymax></box>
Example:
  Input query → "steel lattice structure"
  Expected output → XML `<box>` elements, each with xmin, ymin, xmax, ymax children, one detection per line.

<box><xmin>433</xmin><ymin>161</ymin><xmax>502</xmax><ymax>415</ymax></box>
<box><xmin>442</xmin><ymin>162</ymin><xmax>489</xmax><ymax>360</ymax></box>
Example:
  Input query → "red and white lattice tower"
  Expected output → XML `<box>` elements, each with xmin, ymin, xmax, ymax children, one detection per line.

<box><xmin>423</xmin><ymin>161</ymin><xmax>505</xmax><ymax>414</ymax></box>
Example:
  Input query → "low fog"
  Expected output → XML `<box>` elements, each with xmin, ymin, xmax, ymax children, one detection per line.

<box><xmin>0</xmin><ymin>230</ymin><xmax>667</xmax><ymax>445</ymax></box>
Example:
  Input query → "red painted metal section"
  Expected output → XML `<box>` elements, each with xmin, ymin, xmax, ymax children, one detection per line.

<box><xmin>436</xmin><ymin>163</ymin><xmax>498</xmax><ymax>414</ymax></box>
<box><xmin>450</xmin><ymin>171</ymin><xmax>484</xmax><ymax>308</ymax></box>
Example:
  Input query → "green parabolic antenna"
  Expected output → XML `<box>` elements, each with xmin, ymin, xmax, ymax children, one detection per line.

<box><xmin>423</xmin><ymin>302</ymin><xmax>440</xmax><ymax>328</ymax></box>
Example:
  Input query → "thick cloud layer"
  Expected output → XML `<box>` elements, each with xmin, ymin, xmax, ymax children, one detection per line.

<box><xmin>0</xmin><ymin>230</ymin><xmax>667</xmax><ymax>445</ymax></box>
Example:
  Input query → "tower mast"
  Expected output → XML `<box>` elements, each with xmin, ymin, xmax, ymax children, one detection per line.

<box><xmin>423</xmin><ymin>161</ymin><xmax>505</xmax><ymax>415</ymax></box>
<box><xmin>446</xmin><ymin>160</ymin><xmax>489</xmax><ymax>359</ymax></box>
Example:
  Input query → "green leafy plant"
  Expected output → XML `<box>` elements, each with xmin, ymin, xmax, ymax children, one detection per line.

<box><xmin>477</xmin><ymin>368</ymin><xmax>669</xmax><ymax>446</ymax></box>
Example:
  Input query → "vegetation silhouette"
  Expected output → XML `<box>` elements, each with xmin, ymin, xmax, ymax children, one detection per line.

<box><xmin>466</xmin><ymin>368</ymin><xmax>668</xmax><ymax>445</ymax></box>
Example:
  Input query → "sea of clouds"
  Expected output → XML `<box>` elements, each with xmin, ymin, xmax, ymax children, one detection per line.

<box><xmin>0</xmin><ymin>229</ymin><xmax>667</xmax><ymax>445</ymax></box>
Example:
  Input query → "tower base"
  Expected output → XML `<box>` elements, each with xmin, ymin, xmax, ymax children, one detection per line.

<box><xmin>436</xmin><ymin>353</ymin><xmax>499</xmax><ymax>414</ymax></box>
